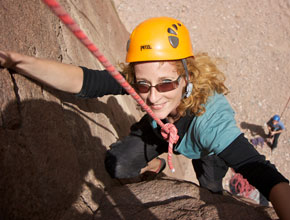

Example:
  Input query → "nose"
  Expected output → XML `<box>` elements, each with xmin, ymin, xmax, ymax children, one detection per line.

<box><xmin>147</xmin><ymin>87</ymin><xmax>161</xmax><ymax>104</ymax></box>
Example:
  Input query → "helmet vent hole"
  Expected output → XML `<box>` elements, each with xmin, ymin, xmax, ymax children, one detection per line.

<box><xmin>126</xmin><ymin>39</ymin><xmax>130</xmax><ymax>52</ymax></box>
<box><xmin>167</xmin><ymin>28</ymin><xmax>177</xmax><ymax>35</ymax></box>
<box><xmin>178</xmin><ymin>23</ymin><xmax>181</xmax><ymax>26</ymax></box>
<box><xmin>168</xmin><ymin>36</ymin><xmax>179</xmax><ymax>48</ymax></box>
<box><xmin>172</xmin><ymin>24</ymin><xmax>178</xmax><ymax>30</ymax></box>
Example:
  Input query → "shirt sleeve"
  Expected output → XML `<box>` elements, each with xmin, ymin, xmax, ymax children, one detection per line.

<box><xmin>218</xmin><ymin>134</ymin><xmax>289</xmax><ymax>199</ymax></box>
<box><xmin>75</xmin><ymin>66</ymin><xmax>127</xmax><ymax>98</ymax></box>
<box><xmin>279</xmin><ymin>121</ymin><xmax>285</xmax><ymax>130</ymax></box>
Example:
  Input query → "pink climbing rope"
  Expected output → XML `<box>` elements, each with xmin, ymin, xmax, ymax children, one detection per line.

<box><xmin>161</xmin><ymin>123</ymin><xmax>179</xmax><ymax>172</ymax></box>
<box><xmin>230</xmin><ymin>170</ymin><xmax>255</xmax><ymax>198</ymax></box>
<box><xmin>280</xmin><ymin>96</ymin><xmax>290</xmax><ymax>119</ymax></box>
<box><xmin>42</xmin><ymin>0</ymin><xmax>179</xmax><ymax>172</ymax></box>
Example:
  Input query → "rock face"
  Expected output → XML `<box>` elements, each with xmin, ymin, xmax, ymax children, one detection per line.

<box><xmin>0</xmin><ymin>0</ymin><xmax>282</xmax><ymax>220</ymax></box>
<box><xmin>96</xmin><ymin>177</ymin><xmax>277</xmax><ymax>220</ymax></box>
<box><xmin>0</xmin><ymin>0</ymin><xmax>141</xmax><ymax>219</ymax></box>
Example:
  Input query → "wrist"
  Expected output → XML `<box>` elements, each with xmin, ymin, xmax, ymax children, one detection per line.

<box><xmin>13</xmin><ymin>53</ymin><xmax>35</xmax><ymax>67</ymax></box>
<box><xmin>13</xmin><ymin>53</ymin><xmax>38</xmax><ymax>75</ymax></box>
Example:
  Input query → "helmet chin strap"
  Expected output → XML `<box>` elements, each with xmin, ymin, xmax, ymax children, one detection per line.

<box><xmin>181</xmin><ymin>59</ymin><xmax>193</xmax><ymax>98</ymax></box>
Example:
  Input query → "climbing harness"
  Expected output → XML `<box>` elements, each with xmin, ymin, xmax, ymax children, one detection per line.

<box><xmin>42</xmin><ymin>0</ymin><xmax>179</xmax><ymax>172</ymax></box>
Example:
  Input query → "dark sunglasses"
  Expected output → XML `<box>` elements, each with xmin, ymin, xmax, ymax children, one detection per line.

<box><xmin>133</xmin><ymin>75</ymin><xmax>183</xmax><ymax>93</ymax></box>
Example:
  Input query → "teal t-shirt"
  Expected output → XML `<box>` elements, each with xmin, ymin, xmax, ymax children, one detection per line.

<box><xmin>170</xmin><ymin>93</ymin><xmax>241</xmax><ymax>159</ymax></box>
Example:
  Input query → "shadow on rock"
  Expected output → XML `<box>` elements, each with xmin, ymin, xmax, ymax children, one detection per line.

<box><xmin>240</xmin><ymin>122</ymin><xmax>267</xmax><ymax>138</ymax></box>
<box><xmin>0</xmin><ymin>99</ymin><xmax>154</xmax><ymax>220</ymax></box>
<box><xmin>48</xmin><ymin>87</ymin><xmax>138</xmax><ymax>139</ymax></box>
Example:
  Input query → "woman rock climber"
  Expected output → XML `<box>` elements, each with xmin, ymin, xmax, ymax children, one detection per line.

<box><xmin>1</xmin><ymin>17</ymin><xmax>290</xmax><ymax>219</ymax></box>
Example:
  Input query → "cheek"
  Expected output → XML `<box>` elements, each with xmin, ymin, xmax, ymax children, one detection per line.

<box><xmin>175</xmin><ymin>84</ymin><xmax>185</xmax><ymax>98</ymax></box>
<box><xmin>167</xmin><ymin>88</ymin><xmax>183</xmax><ymax>102</ymax></box>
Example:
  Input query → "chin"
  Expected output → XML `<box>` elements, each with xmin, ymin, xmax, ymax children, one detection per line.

<box><xmin>154</xmin><ymin>111</ymin><xmax>169</xmax><ymax>120</ymax></box>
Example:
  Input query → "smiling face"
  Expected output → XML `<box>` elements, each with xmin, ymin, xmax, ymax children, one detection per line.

<box><xmin>134</xmin><ymin>61</ymin><xmax>186</xmax><ymax>121</ymax></box>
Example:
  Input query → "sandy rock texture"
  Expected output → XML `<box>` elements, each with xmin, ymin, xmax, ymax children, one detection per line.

<box><xmin>113</xmin><ymin>0</ymin><xmax>290</xmax><ymax>187</ymax></box>
<box><xmin>0</xmin><ymin>0</ymin><xmax>288</xmax><ymax>219</ymax></box>
<box><xmin>96</xmin><ymin>177</ymin><xmax>277</xmax><ymax>220</ymax></box>
<box><xmin>0</xmin><ymin>0</ymin><xmax>141</xmax><ymax>219</ymax></box>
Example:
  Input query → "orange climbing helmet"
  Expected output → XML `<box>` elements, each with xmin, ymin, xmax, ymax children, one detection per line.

<box><xmin>126</xmin><ymin>17</ymin><xmax>194</xmax><ymax>63</ymax></box>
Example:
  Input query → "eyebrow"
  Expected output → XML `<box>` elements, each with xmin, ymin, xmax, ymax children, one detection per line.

<box><xmin>136</xmin><ymin>75</ymin><xmax>177</xmax><ymax>81</ymax></box>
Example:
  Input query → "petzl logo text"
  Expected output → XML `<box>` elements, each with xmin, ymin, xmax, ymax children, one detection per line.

<box><xmin>140</xmin><ymin>45</ymin><xmax>152</xmax><ymax>51</ymax></box>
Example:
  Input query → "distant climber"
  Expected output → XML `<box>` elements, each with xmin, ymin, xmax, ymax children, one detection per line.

<box><xmin>267</xmin><ymin>115</ymin><xmax>285</xmax><ymax>150</ymax></box>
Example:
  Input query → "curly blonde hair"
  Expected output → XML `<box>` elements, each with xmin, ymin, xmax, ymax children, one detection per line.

<box><xmin>120</xmin><ymin>52</ymin><xmax>228</xmax><ymax>117</ymax></box>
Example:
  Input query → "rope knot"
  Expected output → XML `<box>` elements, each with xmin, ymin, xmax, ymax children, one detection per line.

<box><xmin>161</xmin><ymin>123</ymin><xmax>179</xmax><ymax>172</ymax></box>
<box><xmin>161</xmin><ymin>123</ymin><xmax>179</xmax><ymax>143</ymax></box>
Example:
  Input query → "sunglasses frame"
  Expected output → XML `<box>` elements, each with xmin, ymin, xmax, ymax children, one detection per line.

<box><xmin>133</xmin><ymin>74</ymin><xmax>183</xmax><ymax>93</ymax></box>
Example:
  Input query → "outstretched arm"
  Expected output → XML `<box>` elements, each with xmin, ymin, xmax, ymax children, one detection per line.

<box><xmin>271</xmin><ymin>129</ymin><xmax>284</xmax><ymax>135</ymax></box>
<box><xmin>0</xmin><ymin>51</ymin><xmax>83</xmax><ymax>94</ymax></box>
<box><xmin>218</xmin><ymin>134</ymin><xmax>290</xmax><ymax>219</ymax></box>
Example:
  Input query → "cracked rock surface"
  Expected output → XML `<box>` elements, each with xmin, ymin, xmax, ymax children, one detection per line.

<box><xmin>0</xmin><ymin>0</ymin><xmax>289</xmax><ymax>219</ymax></box>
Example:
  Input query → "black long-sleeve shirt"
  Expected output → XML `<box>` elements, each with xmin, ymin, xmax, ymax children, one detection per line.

<box><xmin>76</xmin><ymin>66</ymin><xmax>126</xmax><ymax>98</ymax></box>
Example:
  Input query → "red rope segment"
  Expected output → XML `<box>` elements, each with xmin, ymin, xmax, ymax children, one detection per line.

<box><xmin>230</xmin><ymin>171</ymin><xmax>255</xmax><ymax>198</ymax></box>
<box><xmin>42</xmin><ymin>0</ymin><xmax>178</xmax><ymax>172</ymax></box>
<box><xmin>161</xmin><ymin>123</ymin><xmax>179</xmax><ymax>172</ymax></box>
<box><xmin>280</xmin><ymin>96</ymin><xmax>290</xmax><ymax>119</ymax></box>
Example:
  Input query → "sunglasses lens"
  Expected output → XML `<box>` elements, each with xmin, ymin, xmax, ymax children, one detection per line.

<box><xmin>133</xmin><ymin>76</ymin><xmax>181</xmax><ymax>93</ymax></box>
<box><xmin>156</xmin><ymin>82</ymin><xmax>177</xmax><ymax>92</ymax></box>
<box><xmin>134</xmin><ymin>84</ymin><xmax>150</xmax><ymax>93</ymax></box>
